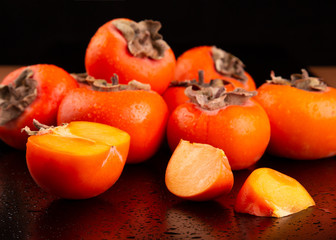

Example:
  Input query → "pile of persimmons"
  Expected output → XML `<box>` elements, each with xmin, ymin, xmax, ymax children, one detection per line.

<box><xmin>1</xmin><ymin>18</ymin><xmax>335</xmax><ymax>218</ymax></box>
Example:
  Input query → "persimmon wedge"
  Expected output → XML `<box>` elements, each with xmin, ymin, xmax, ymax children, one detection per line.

<box><xmin>234</xmin><ymin>168</ymin><xmax>315</xmax><ymax>218</ymax></box>
<box><xmin>25</xmin><ymin>121</ymin><xmax>130</xmax><ymax>199</ymax></box>
<box><xmin>165</xmin><ymin>140</ymin><xmax>234</xmax><ymax>201</ymax></box>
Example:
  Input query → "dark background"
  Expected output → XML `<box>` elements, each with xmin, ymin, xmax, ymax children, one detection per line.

<box><xmin>1</xmin><ymin>0</ymin><xmax>336</xmax><ymax>86</ymax></box>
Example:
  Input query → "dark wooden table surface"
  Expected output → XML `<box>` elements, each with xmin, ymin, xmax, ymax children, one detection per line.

<box><xmin>1</xmin><ymin>66</ymin><xmax>336</xmax><ymax>239</ymax></box>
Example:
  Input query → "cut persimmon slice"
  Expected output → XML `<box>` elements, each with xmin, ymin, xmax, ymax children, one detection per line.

<box><xmin>165</xmin><ymin>140</ymin><xmax>234</xmax><ymax>201</ymax></box>
<box><xmin>25</xmin><ymin>121</ymin><xmax>130</xmax><ymax>199</ymax></box>
<box><xmin>234</xmin><ymin>168</ymin><xmax>315</xmax><ymax>217</ymax></box>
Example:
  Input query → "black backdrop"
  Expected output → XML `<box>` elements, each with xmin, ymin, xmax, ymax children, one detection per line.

<box><xmin>1</xmin><ymin>0</ymin><xmax>336</xmax><ymax>86</ymax></box>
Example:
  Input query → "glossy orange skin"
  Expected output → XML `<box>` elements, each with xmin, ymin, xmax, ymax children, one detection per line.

<box><xmin>162</xmin><ymin>82</ymin><xmax>236</xmax><ymax>114</ymax></box>
<box><xmin>57</xmin><ymin>88</ymin><xmax>169</xmax><ymax>163</ymax></box>
<box><xmin>254</xmin><ymin>83</ymin><xmax>336</xmax><ymax>159</ymax></box>
<box><xmin>26</xmin><ymin>122</ymin><xmax>130</xmax><ymax>199</ymax></box>
<box><xmin>162</xmin><ymin>87</ymin><xmax>190</xmax><ymax>114</ymax></box>
<box><xmin>166</xmin><ymin>100</ymin><xmax>271</xmax><ymax>170</ymax></box>
<box><xmin>235</xmin><ymin>182</ymin><xmax>273</xmax><ymax>217</ymax></box>
<box><xmin>0</xmin><ymin>64</ymin><xmax>78</xmax><ymax>150</ymax></box>
<box><xmin>85</xmin><ymin>18</ymin><xmax>176</xmax><ymax>95</ymax></box>
<box><xmin>174</xmin><ymin>46</ymin><xmax>256</xmax><ymax>91</ymax></box>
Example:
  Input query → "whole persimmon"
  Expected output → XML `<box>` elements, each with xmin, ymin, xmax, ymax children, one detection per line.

<box><xmin>85</xmin><ymin>18</ymin><xmax>176</xmax><ymax>95</ymax></box>
<box><xmin>166</xmin><ymin>84</ymin><xmax>270</xmax><ymax>170</ymax></box>
<box><xmin>57</xmin><ymin>77</ymin><xmax>168</xmax><ymax>164</ymax></box>
<box><xmin>163</xmin><ymin>70</ymin><xmax>236</xmax><ymax>114</ymax></box>
<box><xmin>254</xmin><ymin>69</ymin><xmax>336</xmax><ymax>160</ymax></box>
<box><xmin>174</xmin><ymin>46</ymin><xmax>256</xmax><ymax>91</ymax></box>
<box><xmin>0</xmin><ymin>64</ymin><xmax>78</xmax><ymax>149</ymax></box>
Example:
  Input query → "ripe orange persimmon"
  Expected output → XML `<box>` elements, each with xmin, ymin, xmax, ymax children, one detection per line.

<box><xmin>24</xmin><ymin>120</ymin><xmax>130</xmax><ymax>199</ymax></box>
<box><xmin>0</xmin><ymin>64</ymin><xmax>78</xmax><ymax>149</ymax></box>
<box><xmin>167</xmin><ymin>84</ymin><xmax>270</xmax><ymax>170</ymax></box>
<box><xmin>163</xmin><ymin>70</ymin><xmax>236</xmax><ymax>113</ymax></box>
<box><xmin>165</xmin><ymin>140</ymin><xmax>234</xmax><ymax>201</ymax></box>
<box><xmin>85</xmin><ymin>18</ymin><xmax>176</xmax><ymax>95</ymax></box>
<box><xmin>254</xmin><ymin>70</ymin><xmax>336</xmax><ymax>159</ymax></box>
<box><xmin>234</xmin><ymin>168</ymin><xmax>315</xmax><ymax>217</ymax></box>
<box><xmin>174</xmin><ymin>46</ymin><xmax>256</xmax><ymax>91</ymax></box>
<box><xmin>57</xmin><ymin>78</ymin><xmax>168</xmax><ymax>164</ymax></box>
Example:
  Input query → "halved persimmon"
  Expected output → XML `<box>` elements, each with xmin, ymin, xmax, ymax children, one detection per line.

<box><xmin>234</xmin><ymin>168</ymin><xmax>315</xmax><ymax>218</ymax></box>
<box><xmin>165</xmin><ymin>140</ymin><xmax>234</xmax><ymax>201</ymax></box>
<box><xmin>25</xmin><ymin>121</ymin><xmax>130</xmax><ymax>199</ymax></box>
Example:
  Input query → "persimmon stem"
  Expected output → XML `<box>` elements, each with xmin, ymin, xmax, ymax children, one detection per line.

<box><xmin>111</xmin><ymin>74</ymin><xmax>119</xmax><ymax>85</ymax></box>
<box><xmin>198</xmin><ymin>70</ymin><xmax>204</xmax><ymax>85</ymax></box>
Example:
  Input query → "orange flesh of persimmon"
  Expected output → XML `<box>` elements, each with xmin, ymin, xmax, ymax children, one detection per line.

<box><xmin>235</xmin><ymin>168</ymin><xmax>315</xmax><ymax>217</ymax></box>
<box><xmin>31</xmin><ymin>121</ymin><xmax>130</xmax><ymax>156</ymax></box>
<box><xmin>31</xmin><ymin>134</ymin><xmax>108</xmax><ymax>156</ymax></box>
<box><xmin>165</xmin><ymin>140</ymin><xmax>233</xmax><ymax>201</ymax></box>
<box><xmin>67</xmin><ymin>121</ymin><xmax>130</xmax><ymax>156</ymax></box>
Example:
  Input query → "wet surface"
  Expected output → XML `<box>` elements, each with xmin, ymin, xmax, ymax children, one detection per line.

<box><xmin>1</xmin><ymin>143</ymin><xmax>336</xmax><ymax>239</ymax></box>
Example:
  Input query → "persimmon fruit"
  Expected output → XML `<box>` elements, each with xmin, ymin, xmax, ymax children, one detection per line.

<box><xmin>174</xmin><ymin>45</ymin><xmax>256</xmax><ymax>91</ymax></box>
<box><xmin>25</xmin><ymin>120</ymin><xmax>130</xmax><ymax>199</ymax></box>
<box><xmin>57</xmin><ymin>78</ymin><xmax>168</xmax><ymax>163</ymax></box>
<box><xmin>234</xmin><ymin>168</ymin><xmax>315</xmax><ymax>217</ymax></box>
<box><xmin>0</xmin><ymin>64</ymin><xmax>78</xmax><ymax>149</ymax></box>
<box><xmin>165</xmin><ymin>140</ymin><xmax>234</xmax><ymax>201</ymax></box>
<box><xmin>167</xmin><ymin>84</ymin><xmax>270</xmax><ymax>170</ymax></box>
<box><xmin>254</xmin><ymin>70</ymin><xmax>336</xmax><ymax>159</ymax></box>
<box><xmin>85</xmin><ymin>18</ymin><xmax>176</xmax><ymax>94</ymax></box>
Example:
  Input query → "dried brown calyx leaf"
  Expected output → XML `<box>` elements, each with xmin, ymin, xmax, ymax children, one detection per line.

<box><xmin>71</xmin><ymin>72</ymin><xmax>96</xmax><ymax>85</ymax></box>
<box><xmin>113</xmin><ymin>19</ymin><xmax>169</xmax><ymax>60</ymax></box>
<box><xmin>291</xmin><ymin>69</ymin><xmax>327</xmax><ymax>91</ymax></box>
<box><xmin>185</xmin><ymin>84</ymin><xmax>257</xmax><ymax>111</ymax></box>
<box><xmin>0</xmin><ymin>68</ymin><xmax>38</xmax><ymax>125</ymax></box>
<box><xmin>71</xmin><ymin>73</ymin><xmax>151</xmax><ymax>92</ymax></box>
<box><xmin>211</xmin><ymin>46</ymin><xmax>247</xmax><ymax>82</ymax></box>
<box><xmin>267</xmin><ymin>69</ymin><xmax>327</xmax><ymax>92</ymax></box>
<box><xmin>267</xmin><ymin>71</ymin><xmax>291</xmax><ymax>85</ymax></box>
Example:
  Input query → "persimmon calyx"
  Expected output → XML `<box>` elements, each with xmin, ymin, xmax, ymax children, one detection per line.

<box><xmin>267</xmin><ymin>69</ymin><xmax>327</xmax><ymax>92</ymax></box>
<box><xmin>185</xmin><ymin>84</ymin><xmax>257</xmax><ymax>111</ymax></box>
<box><xmin>22</xmin><ymin>119</ymin><xmax>97</xmax><ymax>143</ymax></box>
<box><xmin>211</xmin><ymin>46</ymin><xmax>247</xmax><ymax>82</ymax></box>
<box><xmin>0</xmin><ymin>68</ymin><xmax>38</xmax><ymax>125</ymax></box>
<box><xmin>169</xmin><ymin>70</ymin><xmax>231</xmax><ymax>88</ymax></box>
<box><xmin>22</xmin><ymin>119</ymin><xmax>58</xmax><ymax>136</ymax></box>
<box><xmin>72</xmin><ymin>73</ymin><xmax>151</xmax><ymax>91</ymax></box>
<box><xmin>112</xmin><ymin>19</ymin><xmax>169</xmax><ymax>60</ymax></box>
